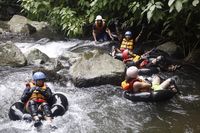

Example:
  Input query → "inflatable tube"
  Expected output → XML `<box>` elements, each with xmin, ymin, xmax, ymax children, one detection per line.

<box><xmin>9</xmin><ymin>92</ymin><xmax>68</xmax><ymax>121</ymax></box>
<box><xmin>50</xmin><ymin>92</ymin><xmax>68</xmax><ymax>117</ymax></box>
<box><xmin>124</xmin><ymin>89</ymin><xmax>177</xmax><ymax>102</ymax></box>
<box><xmin>8</xmin><ymin>101</ymin><xmax>25</xmax><ymax>120</ymax></box>
<box><xmin>138</xmin><ymin>68</ymin><xmax>160</xmax><ymax>76</ymax></box>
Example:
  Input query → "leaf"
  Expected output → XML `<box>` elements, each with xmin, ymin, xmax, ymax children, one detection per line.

<box><xmin>167</xmin><ymin>30</ymin><xmax>174</xmax><ymax>36</ymax></box>
<box><xmin>150</xmin><ymin>5</ymin><xmax>155</xmax><ymax>11</ymax></box>
<box><xmin>117</xmin><ymin>2</ymin><xmax>121</xmax><ymax>10</ymax></box>
<box><xmin>89</xmin><ymin>14</ymin><xmax>94</xmax><ymax>23</ymax></box>
<box><xmin>155</xmin><ymin>2</ymin><xmax>163</xmax><ymax>9</ymax></box>
<box><xmin>90</xmin><ymin>0</ymin><xmax>98</xmax><ymax>7</ymax></box>
<box><xmin>131</xmin><ymin>6</ymin><xmax>137</xmax><ymax>13</ymax></box>
<box><xmin>156</xmin><ymin>2</ymin><xmax>163</xmax><ymax>6</ymax></box>
<box><xmin>175</xmin><ymin>0</ymin><xmax>183</xmax><ymax>12</ymax></box>
<box><xmin>62</xmin><ymin>23</ymin><xmax>68</xmax><ymax>30</ymax></box>
<box><xmin>124</xmin><ymin>12</ymin><xmax>128</xmax><ymax>17</ymax></box>
<box><xmin>147</xmin><ymin>3</ymin><xmax>153</xmax><ymax>10</ymax></box>
<box><xmin>192</xmin><ymin>0</ymin><xmax>199</xmax><ymax>6</ymax></box>
<box><xmin>151</xmin><ymin>0</ymin><xmax>155</xmax><ymax>3</ymax></box>
<box><xmin>103</xmin><ymin>0</ymin><xmax>107</xmax><ymax>6</ymax></box>
<box><xmin>168</xmin><ymin>0</ymin><xmax>175</xmax><ymax>7</ymax></box>
<box><xmin>156</xmin><ymin>5</ymin><xmax>162</xmax><ymax>9</ymax></box>
<box><xmin>147</xmin><ymin>10</ymin><xmax>153</xmax><ymax>23</ymax></box>
<box><xmin>169</xmin><ymin>5</ymin><xmax>174</xmax><ymax>13</ymax></box>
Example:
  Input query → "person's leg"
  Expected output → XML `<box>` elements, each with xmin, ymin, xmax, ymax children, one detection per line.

<box><xmin>28</xmin><ymin>100</ymin><xmax>42</xmax><ymax>127</ymax></box>
<box><xmin>152</xmin><ymin>75</ymin><xmax>161</xmax><ymax>85</ymax></box>
<box><xmin>28</xmin><ymin>100</ymin><xmax>39</xmax><ymax>119</ymax></box>
<box><xmin>151</xmin><ymin>75</ymin><xmax>161</xmax><ymax>91</ymax></box>
<box><xmin>103</xmin><ymin>33</ymin><xmax>109</xmax><ymax>41</ymax></box>
<box><xmin>159</xmin><ymin>78</ymin><xmax>171</xmax><ymax>90</ymax></box>
<box><xmin>115</xmin><ymin>53</ymin><xmax>123</xmax><ymax>60</ymax></box>
<box><xmin>41</xmin><ymin>102</ymin><xmax>52</xmax><ymax>122</ymax></box>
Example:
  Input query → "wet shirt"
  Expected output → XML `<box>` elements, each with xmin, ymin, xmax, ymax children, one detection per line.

<box><xmin>93</xmin><ymin>22</ymin><xmax>107</xmax><ymax>35</ymax></box>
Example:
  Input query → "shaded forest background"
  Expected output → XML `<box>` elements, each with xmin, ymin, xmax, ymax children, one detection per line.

<box><xmin>0</xmin><ymin>0</ymin><xmax>200</xmax><ymax>57</ymax></box>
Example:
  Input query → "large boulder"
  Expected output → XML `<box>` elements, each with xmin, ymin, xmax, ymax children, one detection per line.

<box><xmin>157</xmin><ymin>42</ymin><xmax>184</xmax><ymax>58</ymax></box>
<box><xmin>7</xmin><ymin>15</ymin><xmax>61</xmax><ymax>40</ymax></box>
<box><xmin>0</xmin><ymin>41</ymin><xmax>27</xmax><ymax>66</ymax></box>
<box><xmin>69</xmin><ymin>50</ymin><xmax>125</xmax><ymax>87</ymax></box>
<box><xmin>32</xmin><ymin>66</ymin><xmax>66</xmax><ymax>83</ymax></box>
<box><xmin>25</xmin><ymin>48</ymin><xmax>50</xmax><ymax>65</ymax></box>
<box><xmin>29</xmin><ymin>21</ymin><xmax>60</xmax><ymax>40</ymax></box>
<box><xmin>7</xmin><ymin>15</ymin><xmax>36</xmax><ymax>34</ymax></box>
<box><xmin>41</xmin><ymin>58</ymin><xmax>64</xmax><ymax>72</ymax></box>
<box><xmin>59</xmin><ymin>50</ymin><xmax>82</xmax><ymax>65</ymax></box>
<box><xmin>69</xmin><ymin>41</ymin><xmax>112</xmax><ymax>53</ymax></box>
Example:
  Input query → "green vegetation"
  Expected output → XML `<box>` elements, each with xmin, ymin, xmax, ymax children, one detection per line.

<box><xmin>0</xmin><ymin>0</ymin><xmax>20</xmax><ymax>20</ymax></box>
<box><xmin>15</xmin><ymin>0</ymin><xmax>200</xmax><ymax>54</ymax></box>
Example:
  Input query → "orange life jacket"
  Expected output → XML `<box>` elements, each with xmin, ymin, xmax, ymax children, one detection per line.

<box><xmin>121</xmin><ymin>78</ymin><xmax>147</xmax><ymax>92</ymax></box>
<box><xmin>121</xmin><ymin>78</ymin><xmax>141</xmax><ymax>91</ymax></box>
<box><xmin>27</xmin><ymin>82</ymin><xmax>48</xmax><ymax>102</ymax></box>
<box><xmin>120</xmin><ymin>38</ymin><xmax>134</xmax><ymax>51</ymax></box>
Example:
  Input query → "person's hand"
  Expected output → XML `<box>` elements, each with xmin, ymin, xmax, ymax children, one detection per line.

<box><xmin>94</xmin><ymin>40</ymin><xmax>101</xmax><ymax>45</ymax></box>
<box><xmin>35</xmin><ymin>87</ymin><xmax>42</xmax><ymax>92</ymax></box>
<box><xmin>29</xmin><ymin>87</ymin><xmax>36</xmax><ymax>94</ymax></box>
<box><xmin>141</xmin><ymin>54</ymin><xmax>148</xmax><ymax>59</ymax></box>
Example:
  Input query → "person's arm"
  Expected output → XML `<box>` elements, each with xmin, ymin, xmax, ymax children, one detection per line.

<box><xmin>92</xmin><ymin>29</ymin><xmax>97</xmax><ymax>42</ymax></box>
<box><xmin>135</xmin><ymin>26</ymin><xmax>144</xmax><ymax>43</ymax></box>
<box><xmin>38</xmin><ymin>87</ymin><xmax>53</xmax><ymax>100</ymax></box>
<box><xmin>106</xmin><ymin>28</ymin><xmax>114</xmax><ymax>40</ymax></box>
<box><xmin>21</xmin><ymin>87</ymin><xmax>34</xmax><ymax>103</ymax></box>
<box><xmin>133</xmin><ymin>81</ymin><xmax>151</xmax><ymax>92</ymax></box>
<box><xmin>92</xmin><ymin>24</ymin><xmax>98</xmax><ymax>42</ymax></box>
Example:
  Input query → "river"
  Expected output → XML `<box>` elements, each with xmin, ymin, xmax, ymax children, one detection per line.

<box><xmin>0</xmin><ymin>40</ymin><xmax>200</xmax><ymax>133</ymax></box>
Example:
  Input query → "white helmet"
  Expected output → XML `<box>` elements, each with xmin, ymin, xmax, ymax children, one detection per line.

<box><xmin>95</xmin><ymin>15</ymin><xmax>103</xmax><ymax>21</ymax></box>
<box><xmin>126</xmin><ymin>66</ymin><xmax>138</xmax><ymax>78</ymax></box>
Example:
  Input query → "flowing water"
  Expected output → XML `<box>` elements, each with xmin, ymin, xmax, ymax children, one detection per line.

<box><xmin>0</xmin><ymin>40</ymin><xmax>200</xmax><ymax>133</ymax></box>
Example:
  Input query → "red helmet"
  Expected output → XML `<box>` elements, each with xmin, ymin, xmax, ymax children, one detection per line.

<box><xmin>122</xmin><ymin>49</ymin><xmax>129</xmax><ymax>59</ymax></box>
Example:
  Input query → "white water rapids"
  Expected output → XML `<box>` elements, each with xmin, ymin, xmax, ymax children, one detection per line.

<box><xmin>0</xmin><ymin>39</ymin><xmax>200</xmax><ymax>133</ymax></box>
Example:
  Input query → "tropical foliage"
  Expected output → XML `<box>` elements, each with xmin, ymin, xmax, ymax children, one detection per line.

<box><xmin>0</xmin><ymin>0</ymin><xmax>19</xmax><ymax>20</ymax></box>
<box><xmin>19</xmin><ymin>0</ymin><xmax>200</xmax><ymax>54</ymax></box>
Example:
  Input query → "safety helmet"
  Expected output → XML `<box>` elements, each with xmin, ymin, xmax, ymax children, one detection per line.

<box><xmin>125</xmin><ymin>31</ymin><xmax>132</xmax><ymax>37</ymax></box>
<box><xmin>122</xmin><ymin>49</ymin><xmax>129</xmax><ymax>59</ymax></box>
<box><xmin>95</xmin><ymin>15</ymin><xmax>103</xmax><ymax>21</ymax></box>
<box><xmin>33</xmin><ymin>72</ymin><xmax>46</xmax><ymax>81</ymax></box>
<box><xmin>126</xmin><ymin>66</ymin><xmax>138</xmax><ymax>78</ymax></box>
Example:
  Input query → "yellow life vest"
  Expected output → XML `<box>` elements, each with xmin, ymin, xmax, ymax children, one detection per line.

<box><xmin>29</xmin><ymin>82</ymin><xmax>47</xmax><ymax>101</ymax></box>
<box><xmin>120</xmin><ymin>38</ymin><xmax>134</xmax><ymax>51</ymax></box>
<box><xmin>129</xmin><ymin>53</ymin><xmax>141</xmax><ymax>62</ymax></box>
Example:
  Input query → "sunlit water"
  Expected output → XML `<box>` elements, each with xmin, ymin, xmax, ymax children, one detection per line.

<box><xmin>0</xmin><ymin>40</ymin><xmax>200</xmax><ymax>133</ymax></box>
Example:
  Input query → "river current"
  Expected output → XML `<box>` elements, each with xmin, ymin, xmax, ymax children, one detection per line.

<box><xmin>0</xmin><ymin>40</ymin><xmax>199</xmax><ymax>133</ymax></box>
